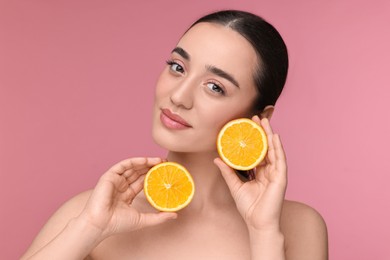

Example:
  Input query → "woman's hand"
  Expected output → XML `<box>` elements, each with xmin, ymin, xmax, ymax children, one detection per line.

<box><xmin>79</xmin><ymin>157</ymin><xmax>177</xmax><ymax>239</ymax></box>
<box><xmin>214</xmin><ymin>116</ymin><xmax>287</xmax><ymax>232</ymax></box>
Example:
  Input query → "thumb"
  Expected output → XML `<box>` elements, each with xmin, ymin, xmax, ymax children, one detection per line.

<box><xmin>137</xmin><ymin>212</ymin><xmax>177</xmax><ymax>229</ymax></box>
<box><xmin>214</xmin><ymin>158</ymin><xmax>243</xmax><ymax>196</ymax></box>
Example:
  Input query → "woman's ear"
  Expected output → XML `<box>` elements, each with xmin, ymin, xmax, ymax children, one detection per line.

<box><xmin>258</xmin><ymin>105</ymin><xmax>274</xmax><ymax>120</ymax></box>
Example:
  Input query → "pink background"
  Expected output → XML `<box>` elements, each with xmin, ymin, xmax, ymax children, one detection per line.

<box><xmin>1</xmin><ymin>1</ymin><xmax>389</xmax><ymax>259</ymax></box>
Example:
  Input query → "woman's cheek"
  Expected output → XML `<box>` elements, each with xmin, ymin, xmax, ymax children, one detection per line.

<box><xmin>155</xmin><ymin>70</ymin><xmax>173</xmax><ymax>94</ymax></box>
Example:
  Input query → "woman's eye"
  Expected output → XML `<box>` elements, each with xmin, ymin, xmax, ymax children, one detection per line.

<box><xmin>166</xmin><ymin>60</ymin><xmax>184</xmax><ymax>73</ymax></box>
<box><xmin>206</xmin><ymin>82</ymin><xmax>225</xmax><ymax>95</ymax></box>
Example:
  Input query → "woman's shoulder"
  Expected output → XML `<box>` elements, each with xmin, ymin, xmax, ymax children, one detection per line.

<box><xmin>281</xmin><ymin>200</ymin><xmax>327</xmax><ymax>235</ymax></box>
<box><xmin>37</xmin><ymin>188</ymin><xmax>92</xmax><ymax>224</ymax></box>
<box><xmin>282</xmin><ymin>200</ymin><xmax>326</xmax><ymax>223</ymax></box>
<box><xmin>56</xmin><ymin>189</ymin><xmax>93</xmax><ymax>210</ymax></box>
<box><xmin>281</xmin><ymin>200</ymin><xmax>328</xmax><ymax>258</ymax></box>
<box><xmin>23</xmin><ymin>190</ymin><xmax>93</xmax><ymax>258</ymax></box>
<box><xmin>43</xmin><ymin>190</ymin><xmax>93</xmax><ymax>224</ymax></box>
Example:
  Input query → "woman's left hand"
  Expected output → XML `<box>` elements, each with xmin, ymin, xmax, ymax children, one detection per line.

<box><xmin>214</xmin><ymin>115</ymin><xmax>287</xmax><ymax>232</ymax></box>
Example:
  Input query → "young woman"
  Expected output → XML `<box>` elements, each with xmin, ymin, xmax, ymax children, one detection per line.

<box><xmin>21</xmin><ymin>10</ymin><xmax>328</xmax><ymax>259</ymax></box>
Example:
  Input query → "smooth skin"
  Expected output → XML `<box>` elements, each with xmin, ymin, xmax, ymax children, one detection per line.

<box><xmin>21</xmin><ymin>23</ymin><xmax>328</xmax><ymax>260</ymax></box>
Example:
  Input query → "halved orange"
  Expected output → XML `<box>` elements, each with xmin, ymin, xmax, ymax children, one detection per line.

<box><xmin>217</xmin><ymin>118</ymin><xmax>268</xmax><ymax>171</ymax></box>
<box><xmin>144</xmin><ymin>162</ymin><xmax>195</xmax><ymax>212</ymax></box>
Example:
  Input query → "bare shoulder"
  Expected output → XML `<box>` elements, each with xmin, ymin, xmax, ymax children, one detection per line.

<box><xmin>281</xmin><ymin>200</ymin><xmax>328</xmax><ymax>260</ymax></box>
<box><xmin>44</xmin><ymin>190</ymin><xmax>92</xmax><ymax>221</ymax></box>
<box><xmin>37</xmin><ymin>190</ymin><xmax>93</xmax><ymax>232</ymax></box>
<box><xmin>281</xmin><ymin>200</ymin><xmax>327</xmax><ymax>229</ymax></box>
<box><xmin>22</xmin><ymin>190</ymin><xmax>93</xmax><ymax>258</ymax></box>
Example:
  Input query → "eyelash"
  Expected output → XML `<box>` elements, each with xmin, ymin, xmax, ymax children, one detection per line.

<box><xmin>166</xmin><ymin>59</ymin><xmax>184</xmax><ymax>73</ymax></box>
<box><xmin>206</xmin><ymin>82</ymin><xmax>226</xmax><ymax>95</ymax></box>
<box><xmin>165</xmin><ymin>59</ymin><xmax>226</xmax><ymax>96</ymax></box>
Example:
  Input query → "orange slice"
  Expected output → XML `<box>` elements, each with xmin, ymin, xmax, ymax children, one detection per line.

<box><xmin>217</xmin><ymin>118</ymin><xmax>268</xmax><ymax>171</ymax></box>
<box><xmin>144</xmin><ymin>162</ymin><xmax>195</xmax><ymax>212</ymax></box>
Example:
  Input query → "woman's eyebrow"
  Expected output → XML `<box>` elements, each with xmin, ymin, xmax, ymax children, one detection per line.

<box><xmin>171</xmin><ymin>46</ymin><xmax>239</xmax><ymax>88</ymax></box>
<box><xmin>206</xmin><ymin>65</ymin><xmax>240</xmax><ymax>88</ymax></box>
<box><xmin>171</xmin><ymin>47</ymin><xmax>190</xmax><ymax>60</ymax></box>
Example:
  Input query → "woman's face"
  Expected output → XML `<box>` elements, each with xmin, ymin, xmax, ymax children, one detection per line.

<box><xmin>152</xmin><ymin>22</ymin><xmax>259</xmax><ymax>153</ymax></box>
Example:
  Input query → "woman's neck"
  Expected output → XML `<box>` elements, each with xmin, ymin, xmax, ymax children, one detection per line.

<box><xmin>166</xmin><ymin>150</ymin><xmax>236</xmax><ymax>215</ymax></box>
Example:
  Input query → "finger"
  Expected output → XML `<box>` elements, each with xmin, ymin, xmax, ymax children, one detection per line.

<box><xmin>124</xmin><ymin>167</ymin><xmax>150</xmax><ymax>183</ymax></box>
<box><xmin>260</xmin><ymin>117</ymin><xmax>274</xmax><ymax>136</ymax></box>
<box><xmin>125</xmin><ymin>157</ymin><xmax>163</xmax><ymax>180</ymax></box>
<box><xmin>255</xmin><ymin>167</ymin><xmax>270</xmax><ymax>185</ymax></box>
<box><xmin>273</xmin><ymin>134</ymin><xmax>287</xmax><ymax>173</ymax></box>
<box><xmin>251</xmin><ymin>115</ymin><xmax>261</xmax><ymax>125</ymax></box>
<box><xmin>98</xmin><ymin>169</ymin><xmax>128</xmax><ymax>193</ymax></box>
<box><xmin>124</xmin><ymin>174</ymin><xmax>147</xmax><ymax>204</ymax></box>
<box><xmin>124</xmin><ymin>169</ymin><xmax>142</xmax><ymax>183</ymax></box>
<box><xmin>266</xmin><ymin>139</ymin><xmax>277</xmax><ymax>166</ymax></box>
<box><xmin>131</xmin><ymin>157</ymin><xmax>164</xmax><ymax>169</ymax></box>
<box><xmin>256</xmin><ymin>118</ymin><xmax>275</xmax><ymax>161</ymax></box>
<box><xmin>129</xmin><ymin>174</ymin><xmax>146</xmax><ymax>194</ymax></box>
<box><xmin>111</xmin><ymin>157</ymin><xmax>163</xmax><ymax>176</ymax></box>
<box><xmin>263</xmin><ymin>120</ymin><xmax>275</xmax><ymax>153</ymax></box>
<box><xmin>214</xmin><ymin>158</ymin><xmax>243</xmax><ymax>197</ymax></box>
<box><xmin>137</xmin><ymin>212</ymin><xmax>177</xmax><ymax>229</ymax></box>
<box><xmin>258</xmin><ymin>118</ymin><xmax>278</xmax><ymax>165</ymax></box>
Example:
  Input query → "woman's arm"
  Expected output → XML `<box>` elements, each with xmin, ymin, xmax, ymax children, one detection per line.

<box><xmin>20</xmin><ymin>191</ymin><xmax>102</xmax><ymax>260</ymax></box>
<box><xmin>246</xmin><ymin>201</ymin><xmax>328</xmax><ymax>260</ymax></box>
<box><xmin>21</xmin><ymin>157</ymin><xmax>177</xmax><ymax>260</ymax></box>
<box><xmin>247</xmin><ymin>227</ymin><xmax>286</xmax><ymax>260</ymax></box>
<box><xmin>215</xmin><ymin>116</ymin><xmax>328</xmax><ymax>259</ymax></box>
<box><xmin>215</xmin><ymin>116</ymin><xmax>287</xmax><ymax>259</ymax></box>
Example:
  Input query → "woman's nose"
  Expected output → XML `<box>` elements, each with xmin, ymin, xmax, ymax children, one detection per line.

<box><xmin>170</xmin><ymin>78</ymin><xmax>196</xmax><ymax>109</ymax></box>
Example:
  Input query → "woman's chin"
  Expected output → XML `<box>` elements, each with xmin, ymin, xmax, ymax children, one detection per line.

<box><xmin>152</xmin><ymin>135</ymin><xmax>188</xmax><ymax>152</ymax></box>
<box><xmin>152</xmin><ymin>129</ymin><xmax>181</xmax><ymax>152</ymax></box>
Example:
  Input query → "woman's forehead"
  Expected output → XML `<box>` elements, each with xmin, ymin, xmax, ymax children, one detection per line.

<box><xmin>177</xmin><ymin>23</ymin><xmax>257</xmax><ymax>72</ymax></box>
<box><xmin>176</xmin><ymin>23</ymin><xmax>258</xmax><ymax>86</ymax></box>
<box><xmin>177</xmin><ymin>23</ymin><xmax>256</xmax><ymax>60</ymax></box>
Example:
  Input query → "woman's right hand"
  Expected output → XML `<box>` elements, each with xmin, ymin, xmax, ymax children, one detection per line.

<box><xmin>79</xmin><ymin>157</ymin><xmax>177</xmax><ymax>239</ymax></box>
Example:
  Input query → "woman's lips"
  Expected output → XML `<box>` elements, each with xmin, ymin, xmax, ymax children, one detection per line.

<box><xmin>160</xmin><ymin>109</ymin><xmax>192</xmax><ymax>129</ymax></box>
